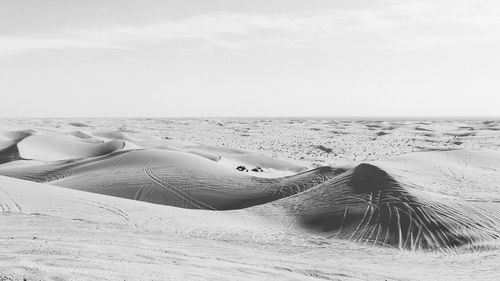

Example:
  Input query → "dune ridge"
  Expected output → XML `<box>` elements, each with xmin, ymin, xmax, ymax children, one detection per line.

<box><xmin>0</xmin><ymin>149</ymin><xmax>344</xmax><ymax>210</ymax></box>
<box><xmin>258</xmin><ymin>163</ymin><xmax>500</xmax><ymax>250</ymax></box>
<box><xmin>0</xmin><ymin>124</ymin><xmax>499</xmax><ymax>252</ymax></box>
<box><xmin>4</xmin><ymin>174</ymin><xmax>498</xmax><ymax>281</ymax></box>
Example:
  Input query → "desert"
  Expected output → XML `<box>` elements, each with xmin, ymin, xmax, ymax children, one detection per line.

<box><xmin>3</xmin><ymin>0</ymin><xmax>500</xmax><ymax>279</ymax></box>
<box><xmin>1</xmin><ymin>118</ymin><xmax>499</xmax><ymax>280</ymax></box>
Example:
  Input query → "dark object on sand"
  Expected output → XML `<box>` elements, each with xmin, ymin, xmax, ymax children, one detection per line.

<box><xmin>251</xmin><ymin>166</ymin><xmax>263</xmax><ymax>172</ymax></box>
<box><xmin>236</xmin><ymin>165</ymin><xmax>248</xmax><ymax>172</ymax></box>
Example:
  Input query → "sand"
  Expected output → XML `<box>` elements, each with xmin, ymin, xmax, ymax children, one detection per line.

<box><xmin>0</xmin><ymin>118</ymin><xmax>500</xmax><ymax>280</ymax></box>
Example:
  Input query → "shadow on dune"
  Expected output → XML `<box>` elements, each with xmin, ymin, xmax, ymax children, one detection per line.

<box><xmin>0</xmin><ymin>129</ymin><xmax>35</xmax><ymax>164</ymax></box>
<box><xmin>260</xmin><ymin>163</ymin><xmax>500</xmax><ymax>250</ymax></box>
<box><xmin>0</xmin><ymin>149</ymin><xmax>345</xmax><ymax>210</ymax></box>
<box><xmin>0</xmin><ymin>143</ymin><xmax>23</xmax><ymax>165</ymax></box>
<box><xmin>1</xmin><ymin>129</ymin><xmax>499</xmax><ymax>251</ymax></box>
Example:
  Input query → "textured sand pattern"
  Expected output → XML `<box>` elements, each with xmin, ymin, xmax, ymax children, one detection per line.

<box><xmin>0</xmin><ymin>119</ymin><xmax>499</xmax><ymax>280</ymax></box>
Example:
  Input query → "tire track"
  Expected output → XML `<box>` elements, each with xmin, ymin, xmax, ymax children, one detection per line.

<box><xmin>79</xmin><ymin>199</ymin><xmax>132</xmax><ymax>224</ymax></box>
<box><xmin>0</xmin><ymin>185</ymin><xmax>22</xmax><ymax>213</ymax></box>
<box><xmin>143</xmin><ymin>162</ymin><xmax>216</xmax><ymax>210</ymax></box>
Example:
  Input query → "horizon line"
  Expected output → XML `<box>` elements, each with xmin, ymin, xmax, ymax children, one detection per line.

<box><xmin>2</xmin><ymin>116</ymin><xmax>500</xmax><ymax>121</ymax></box>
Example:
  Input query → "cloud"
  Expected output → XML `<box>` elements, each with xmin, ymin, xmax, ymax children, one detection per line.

<box><xmin>70</xmin><ymin>3</ymin><xmax>500</xmax><ymax>51</ymax></box>
<box><xmin>0</xmin><ymin>35</ymin><xmax>122</xmax><ymax>57</ymax></box>
<box><xmin>2</xmin><ymin>0</ymin><xmax>500</xmax><ymax>57</ymax></box>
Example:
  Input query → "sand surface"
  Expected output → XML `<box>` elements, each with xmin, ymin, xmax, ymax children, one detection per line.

<box><xmin>1</xmin><ymin>118</ymin><xmax>500</xmax><ymax>280</ymax></box>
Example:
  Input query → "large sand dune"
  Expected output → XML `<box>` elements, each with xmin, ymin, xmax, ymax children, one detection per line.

<box><xmin>1</xmin><ymin>119</ymin><xmax>500</xmax><ymax>280</ymax></box>
<box><xmin>0</xmin><ymin>148</ymin><xmax>341</xmax><ymax>209</ymax></box>
<box><xmin>3</xmin><ymin>174</ymin><xmax>497</xmax><ymax>280</ymax></box>
<box><xmin>258</xmin><ymin>159</ymin><xmax>500</xmax><ymax>250</ymax></box>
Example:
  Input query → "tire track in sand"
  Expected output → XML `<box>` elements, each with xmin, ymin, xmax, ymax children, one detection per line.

<box><xmin>0</xmin><ymin>185</ymin><xmax>22</xmax><ymax>213</ymax></box>
<box><xmin>143</xmin><ymin>162</ymin><xmax>216</xmax><ymax>210</ymax></box>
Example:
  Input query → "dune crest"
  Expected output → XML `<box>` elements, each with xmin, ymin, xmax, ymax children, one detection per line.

<box><xmin>0</xmin><ymin>123</ymin><xmax>499</xmax><ymax>252</ymax></box>
<box><xmin>0</xmin><ymin>149</ymin><xmax>343</xmax><ymax>210</ymax></box>
<box><xmin>17</xmin><ymin>134</ymin><xmax>125</xmax><ymax>161</ymax></box>
<box><xmin>258</xmin><ymin>162</ymin><xmax>500</xmax><ymax>250</ymax></box>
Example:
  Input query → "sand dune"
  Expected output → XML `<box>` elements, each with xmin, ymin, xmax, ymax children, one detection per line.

<box><xmin>258</xmin><ymin>160</ymin><xmax>500</xmax><ymax>250</ymax></box>
<box><xmin>0</xmin><ymin>142</ymin><xmax>22</xmax><ymax>164</ymax></box>
<box><xmin>0</xmin><ymin>148</ymin><xmax>342</xmax><ymax>210</ymax></box>
<box><xmin>0</xmin><ymin>175</ymin><xmax>330</xmax><ymax>280</ymax></box>
<box><xmin>0</xmin><ymin>128</ymin><xmax>35</xmax><ymax>141</ymax></box>
<box><xmin>3</xmin><ymin>174</ymin><xmax>497</xmax><ymax>280</ymax></box>
<box><xmin>17</xmin><ymin>134</ymin><xmax>125</xmax><ymax>161</ymax></box>
<box><xmin>94</xmin><ymin>129</ymin><xmax>163</xmax><ymax>143</ymax></box>
<box><xmin>1</xmin><ymin>120</ymin><xmax>500</xmax><ymax>280</ymax></box>
<box><xmin>0</xmin><ymin>125</ymin><xmax>499</xmax><ymax>251</ymax></box>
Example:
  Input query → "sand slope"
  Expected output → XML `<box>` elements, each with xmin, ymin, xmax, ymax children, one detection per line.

<box><xmin>257</xmin><ymin>159</ymin><xmax>500</xmax><ymax>250</ymax></box>
<box><xmin>1</xmin><ymin>175</ymin><xmax>499</xmax><ymax>280</ymax></box>
<box><xmin>0</xmin><ymin>175</ymin><xmax>331</xmax><ymax>281</ymax></box>
<box><xmin>0</xmin><ymin>126</ymin><xmax>499</xmax><ymax>251</ymax></box>
<box><xmin>0</xmin><ymin>149</ymin><xmax>342</xmax><ymax>210</ymax></box>
<box><xmin>1</xmin><ymin>120</ymin><xmax>500</xmax><ymax>279</ymax></box>
<box><xmin>2</xmin><ymin>137</ymin><xmax>500</xmax><ymax>250</ymax></box>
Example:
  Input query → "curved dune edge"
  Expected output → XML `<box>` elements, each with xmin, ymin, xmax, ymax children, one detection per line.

<box><xmin>0</xmin><ymin>176</ymin><xmax>498</xmax><ymax>281</ymax></box>
<box><xmin>0</xmin><ymin>125</ymin><xmax>499</xmax><ymax>251</ymax></box>
<box><xmin>0</xmin><ymin>128</ymin><xmax>308</xmax><ymax>172</ymax></box>
<box><xmin>0</xmin><ymin>143</ymin><xmax>22</xmax><ymax>165</ymax></box>
<box><xmin>0</xmin><ymin>149</ymin><xmax>344</xmax><ymax>210</ymax></box>
<box><xmin>0</xmin><ymin>175</ymin><xmax>268</xmax><ymax>235</ymax></box>
<box><xmin>253</xmin><ymin>162</ymin><xmax>500</xmax><ymax>251</ymax></box>
<box><xmin>1</xmin><ymin>148</ymin><xmax>500</xmax><ymax>250</ymax></box>
<box><xmin>17</xmin><ymin>134</ymin><xmax>126</xmax><ymax>162</ymax></box>
<box><xmin>0</xmin><ymin>129</ymin><xmax>35</xmax><ymax>164</ymax></box>
<box><xmin>0</xmin><ymin>129</ymin><xmax>36</xmax><ymax>142</ymax></box>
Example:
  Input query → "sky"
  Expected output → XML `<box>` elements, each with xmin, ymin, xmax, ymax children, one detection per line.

<box><xmin>1</xmin><ymin>0</ymin><xmax>500</xmax><ymax>118</ymax></box>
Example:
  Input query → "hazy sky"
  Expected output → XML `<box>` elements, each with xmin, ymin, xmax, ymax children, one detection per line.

<box><xmin>1</xmin><ymin>0</ymin><xmax>500</xmax><ymax>117</ymax></box>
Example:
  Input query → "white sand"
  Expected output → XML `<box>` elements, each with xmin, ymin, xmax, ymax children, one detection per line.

<box><xmin>0</xmin><ymin>118</ymin><xmax>499</xmax><ymax>280</ymax></box>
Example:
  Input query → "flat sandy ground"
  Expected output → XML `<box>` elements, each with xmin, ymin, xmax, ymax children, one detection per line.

<box><xmin>1</xmin><ymin>118</ymin><xmax>499</xmax><ymax>281</ymax></box>
<box><xmin>10</xmin><ymin>118</ymin><xmax>500</xmax><ymax>165</ymax></box>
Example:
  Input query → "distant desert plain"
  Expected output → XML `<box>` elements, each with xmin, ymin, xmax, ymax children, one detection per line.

<box><xmin>1</xmin><ymin>118</ymin><xmax>500</xmax><ymax>280</ymax></box>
